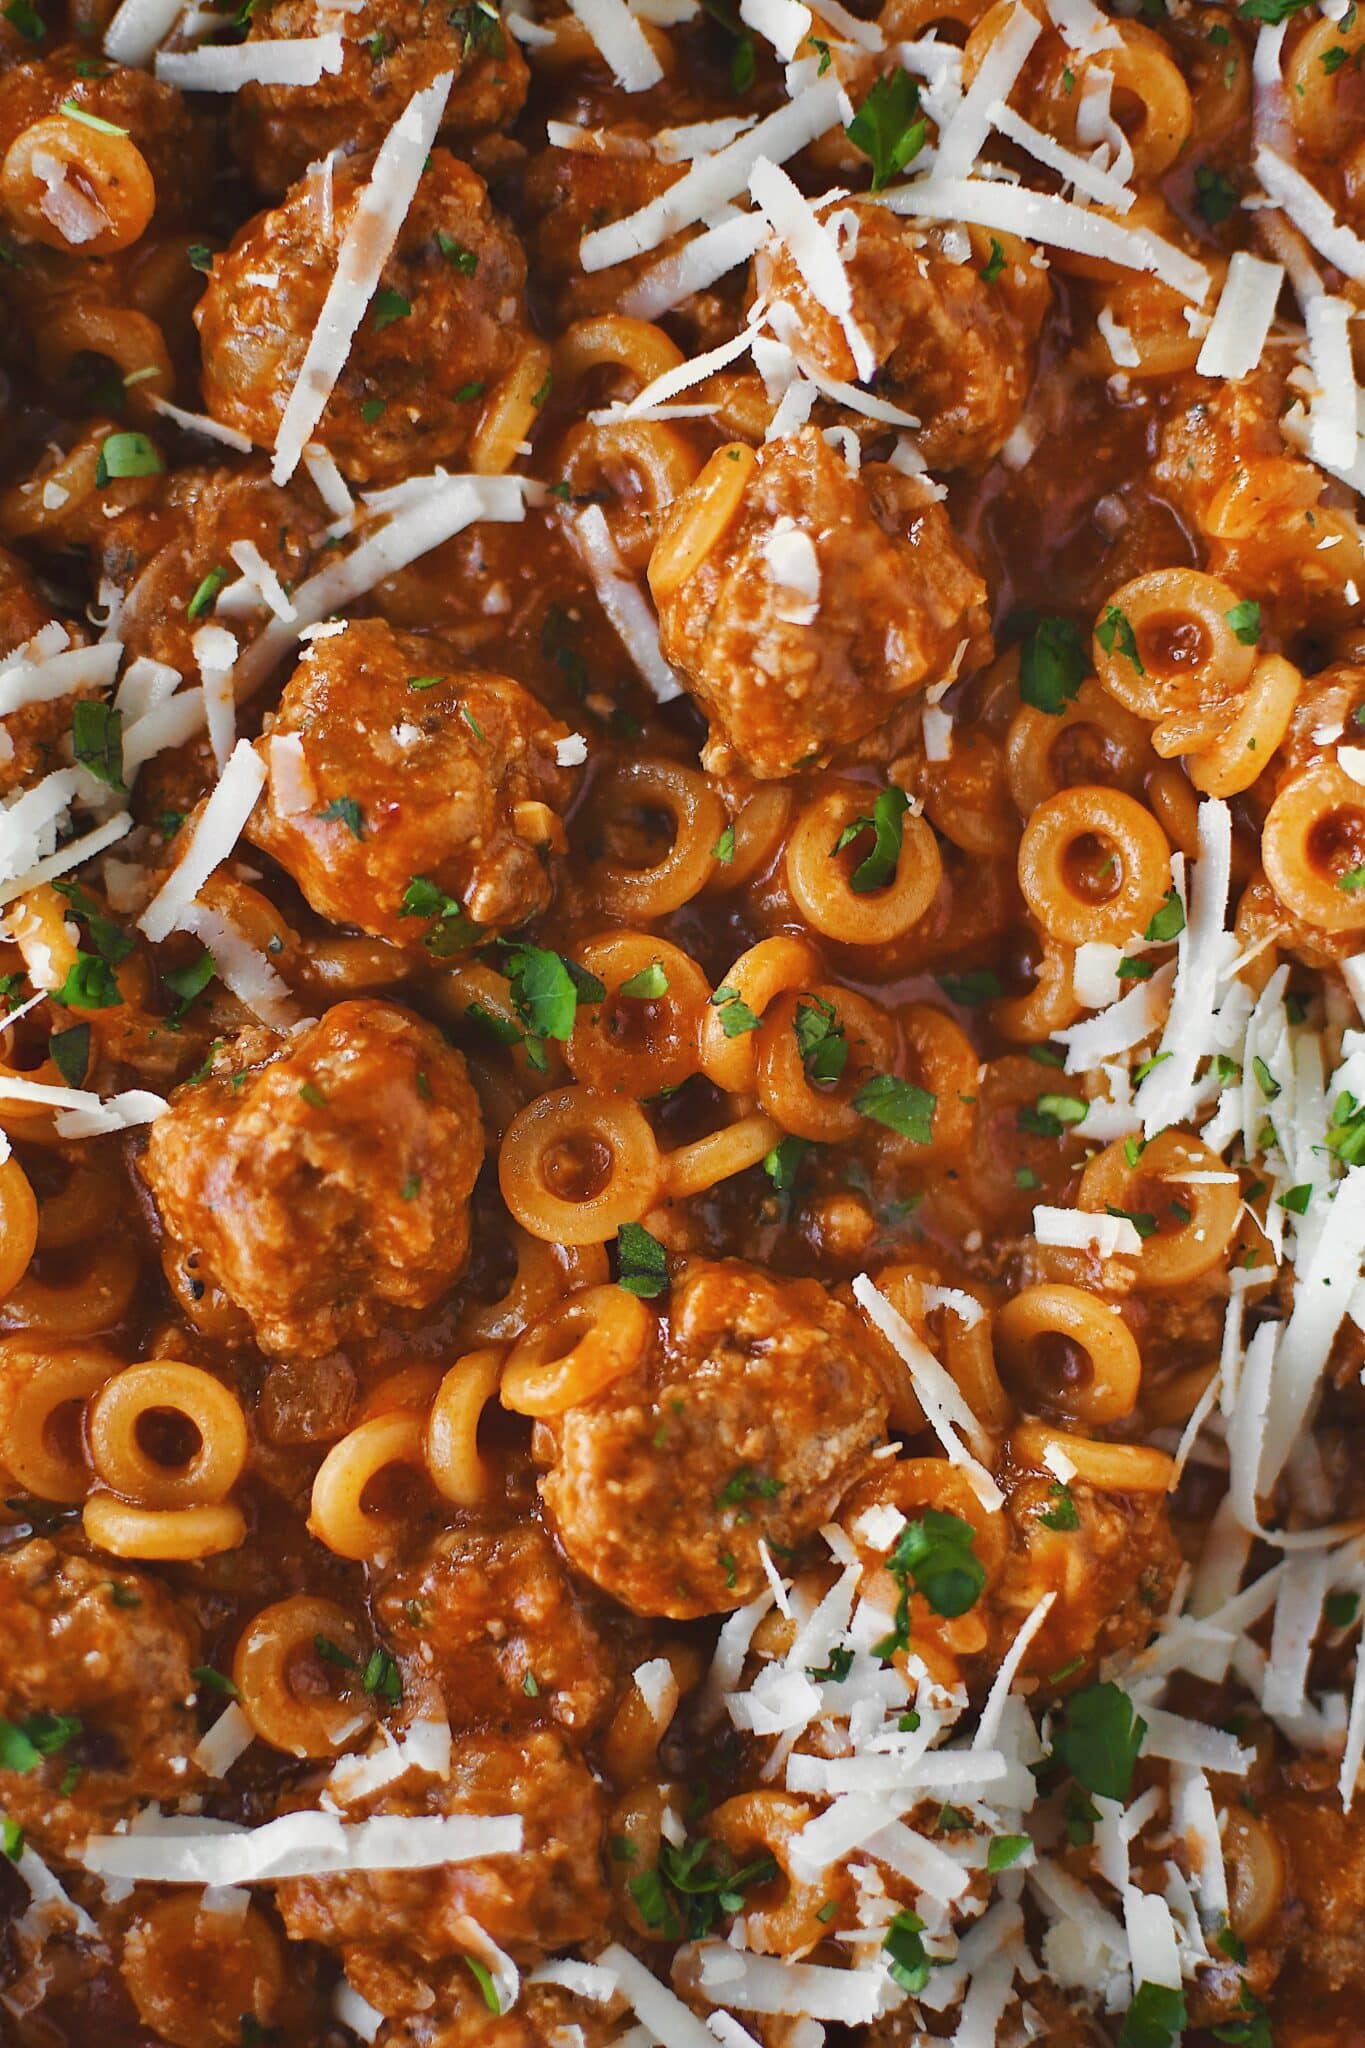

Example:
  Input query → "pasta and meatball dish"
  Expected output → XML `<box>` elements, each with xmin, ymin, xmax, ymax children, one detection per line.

<box><xmin>0</xmin><ymin>0</ymin><xmax>1362</xmax><ymax>2036</ymax></box>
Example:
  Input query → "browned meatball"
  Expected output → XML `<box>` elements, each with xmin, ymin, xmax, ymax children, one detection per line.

<box><xmin>0</xmin><ymin>546</ymin><xmax>95</xmax><ymax>799</ymax></box>
<box><xmin>93</xmin><ymin>462</ymin><xmax>317</xmax><ymax>681</ymax></box>
<box><xmin>0</xmin><ymin>47</ymin><xmax>206</xmax><ymax>222</ymax></box>
<box><xmin>998</xmin><ymin>1462</ymin><xmax>1181</xmax><ymax>1685</ymax></box>
<box><xmin>524</xmin><ymin>144</ymin><xmax>685</xmax><ymax>331</ymax></box>
<box><xmin>276</xmin><ymin>1727</ymin><xmax>609</xmax><ymax>1960</ymax></box>
<box><xmin>756</xmin><ymin>208</ymin><xmax>1050</xmax><ymax>473</ymax></box>
<box><xmin>230</xmin><ymin>0</ymin><xmax>529</xmax><ymax>198</ymax></box>
<box><xmin>139</xmin><ymin>1000</ymin><xmax>483</xmax><ymax>1357</ymax></box>
<box><xmin>537</xmin><ymin>1259</ymin><xmax>889</xmax><ymax>1619</ymax></box>
<box><xmin>377</xmin><ymin>1518</ymin><xmax>618</xmax><ymax>1736</ymax></box>
<box><xmin>653</xmin><ymin>425</ymin><xmax>991</xmax><ymax>780</ymax></box>
<box><xmin>249</xmin><ymin>619</ymin><xmax>577</xmax><ymax>947</ymax></box>
<box><xmin>0</xmin><ymin>1540</ymin><xmax>201</xmax><ymax>1854</ymax></box>
<box><xmin>197</xmin><ymin>150</ymin><xmax>529</xmax><ymax>485</ymax></box>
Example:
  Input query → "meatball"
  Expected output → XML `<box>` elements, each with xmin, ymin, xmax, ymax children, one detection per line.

<box><xmin>0</xmin><ymin>47</ymin><xmax>206</xmax><ymax>223</ymax></box>
<box><xmin>652</xmin><ymin>425</ymin><xmax>991</xmax><ymax>780</ymax></box>
<box><xmin>524</xmin><ymin>144</ymin><xmax>687</xmax><ymax>331</ymax></box>
<box><xmin>276</xmin><ymin>1727</ymin><xmax>609</xmax><ymax>1960</ymax></box>
<box><xmin>197</xmin><ymin>150</ymin><xmax>529</xmax><ymax>485</ymax></box>
<box><xmin>230</xmin><ymin>0</ymin><xmax>529</xmax><ymax>198</ymax></box>
<box><xmin>356</xmin><ymin>1959</ymin><xmax>625</xmax><ymax>2048</ymax></box>
<box><xmin>139</xmin><ymin>1000</ymin><xmax>483</xmax><ymax>1358</ymax></box>
<box><xmin>758</xmin><ymin>210</ymin><xmax>1049</xmax><ymax>473</ymax></box>
<box><xmin>93</xmin><ymin>463</ymin><xmax>317</xmax><ymax>682</ymax></box>
<box><xmin>0</xmin><ymin>548</ymin><xmax>92</xmax><ymax>799</ymax></box>
<box><xmin>998</xmin><ymin>1463</ymin><xmax>1181</xmax><ymax>1684</ymax></box>
<box><xmin>249</xmin><ymin>619</ymin><xmax>578</xmax><ymax>946</ymax></box>
<box><xmin>0</xmin><ymin>1540</ymin><xmax>201</xmax><ymax>1854</ymax></box>
<box><xmin>377</xmin><ymin>1518</ymin><xmax>617</xmax><ymax>1736</ymax></box>
<box><xmin>538</xmin><ymin>1259</ymin><xmax>889</xmax><ymax>1619</ymax></box>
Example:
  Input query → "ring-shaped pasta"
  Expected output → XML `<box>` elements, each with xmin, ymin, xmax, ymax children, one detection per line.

<box><xmin>558</xmin><ymin>420</ymin><xmax>703</xmax><ymax>572</ymax></box>
<box><xmin>1092</xmin><ymin>273</ymin><xmax>1204</xmax><ymax>379</ymax></box>
<box><xmin>88</xmin><ymin>1361</ymin><xmax>248</xmax><ymax>1508</ymax></box>
<box><xmin>990</xmin><ymin>937</ymin><xmax>1082</xmax><ymax>1043</ymax></box>
<box><xmin>898</xmin><ymin>1003</ymin><xmax>979</xmax><ymax>1159</ymax></box>
<box><xmin>1203</xmin><ymin>455</ymin><xmax>1319</xmax><ymax>543</ymax></box>
<box><xmin>459</xmin><ymin>1228</ymin><xmax>608</xmax><ymax>1345</ymax></box>
<box><xmin>921</xmin><ymin>729</ymin><xmax>1018</xmax><ymax>858</ymax></box>
<box><xmin>1</xmin><ymin>114</ymin><xmax>156</xmax><ymax>256</ymax></box>
<box><xmin>565</xmin><ymin>931</ymin><xmax>709</xmax><ymax>1096</ymax></box>
<box><xmin>994</xmin><ymin>1284</ymin><xmax>1142</xmax><ymax>1424</ymax></box>
<box><xmin>757</xmin><ymin>985</ymin><xmax>899</xmax><ymax>1142</ymax></box>
<box><xmin>31</xmin><ymin>1152</ymin><xmax>121</xmax><ymax>1251</ymax></box>
<box><xmin>663</xmin><ymin>1111</ymin><xmax>782</xmax><ymax>1200</ymax></box>
<box><xmin>648</xmin><ymin>442</ymin><xmax>756</xmax><ymax>600</ymax></box>
<box><xmin>1017</xmin><ymin>785</ymin><xmax>1173</xmax><ymax>946</ymax></box>
<box><xmin>706</xmin><ymin>1792</ymin><xmax>843</xmax><ymax>1955</ymax></box>
<box><xmin>2</xmin><ymin>1237</ymin><xmax>139</xmax><ymax>1338</ymax></box>
<box><xmin>121</xmin><ymin>1894</ymin><xmax>285</xmax><ymax>2048</ymax></box>
<box><xmin>1187</xmin><ymin>655</ymin><xmax>1303</xmax><ymax>798</ymax></box>
<box><xmin>231</xmin><ymin>1594</ymin><xmax>376</xmax><ymax>1758</ymax></box>
<box><xmin>1006</xmin><ymin>675</ymin><xmax>1153</xmax><ymax>819</ymax></box>
<box><xmin>499</xmin><ymin>1085</ymin><xmax>663</xmax><ymax>1244</ymax></box>
<box><xmin>425</xmin><ymin>1347</ymin><xmax>505</xmax><ymax>1503</ymax></box>
<box><xmin>355</xmin><ymin>1362</ymin><xmax>442</xmax><ymax>1421</ymax></box>
<box><xmin>1091</xmin><ymin>569</ymin><xmax>1257</xmax><ymax>753</ymax></box>
<box><xmin>843</xmin><ymin>1455</ymin><xmax>1005</xmax><ymax>1684</ymax></box>
<box><xmin>469</xmin><ymin>338</ymin><xmax>553</xmax><ymax>476</ymax></box>
<box><xmin>603</xmin><ymin>1642</ymin><xmax>703</xmax><ymax>1787</ymax></box>
<box><xmin>1035</xmin><ymin>22</ymin><xmax>1193</xmax><ymax>181</ymax></box>
<box><xmin>785</xmin><ymin>785</ymin><xmax>943</xmax><ymax>944</ymax></box>
<box><xmin>1011</xmin><ymin>1419</ymin><xmax>1174</xmax><ymax>1492</ymax></box>
<box><xmin>0</xmin><ymin>1339</ymin><xmax>116</xmax><ymax>1500</ymax></box>
<box><xmin>553</xmin><ymin>314</ymin><xmax>685</xmax><ymax>400</ymax></box>
<box><xmin>698</xmin><ymin>935</ymin><xmax>822</xmax><ymax>1095</ymax></box>
<box><xmin>501</xmin><ymin>1283</ymin><xmax>652</xmax><ymax>1416</ymax></box>
<box><xmin>0</xmin><ymin>1154</ymin><xmax>38</xmax><ymax>1295</ymax></box>
<box><xmin>82</xmin><ymin>1493</ymin><xmax>247</xmax><ymax>1558</ymax></box>
<box><xmin>1262</xmin><ymin>760</ymin><xmax>1365</xmax><ymax>933</ymax></box>
<box><xmin>1221</xmin><ymin>1806</ymin><xmax>1287</xmax><ymax>1943</ymax></box>
<box><xmin>1078</xmin><ymin>1130</ymin><xmax>1242</xmax><ymax>1286</ymax></box>
<box><xmin>703</xmin><ymin>784</ymin><xmax>792</xmax><ymax>895</ymax></box>
<box><xmin>1144</xmin><ymin>762</ymin><xmax>1200</xmax><ymax>860</ymax></box>
<box><xmin>45</xmin><ymin>303</ymin><xmax>173</xmax><ymax>421</ymax></box>
<box><xmin>308</xmin><ymin>1411</ymin><xmax>428</xmax><ymax>1561</ymax></box>
<box><xmin>589</xmin><ymin>759</ymin><xmax>728</xmax><ymax>921</ymax></box>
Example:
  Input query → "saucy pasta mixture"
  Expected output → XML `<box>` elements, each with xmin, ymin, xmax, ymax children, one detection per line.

<box><xmin>0</xmin><ymin>0</ymin><xmax>1362</xmax><ymax>2036</ymax></box>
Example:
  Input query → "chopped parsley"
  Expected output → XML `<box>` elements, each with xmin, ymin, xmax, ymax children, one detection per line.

<box><xmin>980</xmin><ymin>235</ymin><xmax>1007</xmax><ymax>283</ymax></box>
<box><xmin>873</xmin><ymin>1509</ymin><xmax>985</xmax><ymax>1658</ymax></box>
<box><xmin>2</xmin><ymin>0</ymin><xmax>44</xmax><ymax>40</ymax></box>
<box><xmin>1144</xmin><ymin>889</ymin><xmax>1186</xmax><ymax>942</ymax></box>
<box><xmin>844</xmin><ymin>68</ymin><xmax>925</xmax><ymax>190</ymax></box>
<box><xmin>372</xmin><ymin>287</ymin><xmax>411</xmax><ymax>329</ymax></box>
<box><xmin>936</xmin><ymin>967</ymin><xmax>1002</xmax><ymax>1006</ymax></box>
<box><xmin>437</xmin><ymin>232</ymin><xmax>479</xmax><ymax>274</ymax></box>
<box><xmin>50</xmin><ymin>1024</ymin><xmax>90</xmax><ymax>1087</ymax></box>
<box><xmin>853</xmin><ymin>1074</ymin><xmax>936</xmax><ymax>1143</ymax></box>
<box><xmin>629</xmin><ymin>1833</ymin><xmax>777</xmax><ymax>1940</ymax></box>
<box><xmin>1018</xmin><ymin>614</ymin><xmax>1088</xmax><ymax>715</ymax></box>
<box><xmin>616</xmin><ymin>1221</ymin><xmax>669</xmax><ymax>1298</ymax></box>
<box><xmin>831</xmin><ymin>784</ymin><xmax>910</xmax><ymax>892</ymax></box>
<box><xmin>316</xmin><ymin>795</ymin><xmax>364</xmax><ymax>839</ymax></box>
<box><xmin>986</xmin><ymin>1833</ymin><xmax>1031</xmax><ymax>1872</ymax></box>
<box><xmin>1018</xmin><ymin>1092</ymin><xmax>1087</xmax><ymax>1138</ymax></box>
<box><xmin>1096</xmin><ymin>602</ymin><xmax>1145</xmax><ymax>674</ymax></box>
<box><xmin>1039</xmin><ymin>1482</ymin><xmax>1080</xmax><ymax>1531</ymax></box>
<box><xmin>763</xmin><ymin>1135</ymin><xmax>810</xmax><ymax>1190</ymax></box>
<box><xmin>1052</xmin><ymin>1680</ymin><xmax>1146</xmax><ymax>1800</ymax></box>
<box><xmin>710</xmin><ymin>984</ymin><xmax>761</xmax><ymax>1037</ymax></box>
<box><xmin>187</xmin><ymin>565</ymin><xmax>229</xmax><ymax>620</ymax></box>
<box><xmin>1194</xmin><ymin>164</ymin><xmax>1240</xmax><ymax>225</ymax></box>
<box><xmin>882</xmin><ymin>1908</ymin><xmax>930</xmax><ymax>1992</ymax></box>
<box><xmin>398</xmin><ymin>875</ymin><xmax>480</xmax><ymax>956</ymax></box>
<box><xmin>1225</xmin><ymin>598</ymin><xmax>1261</xmax><ymax>644</ymax></box>
<box><xmin>72</xmin><ymin>701</ymin><xmax>125</xmax><ymax>793</ymax></box>
<box><xmin>94</xmin><ymin>430</ymin><xmax>161</xmax><ymax>486</ymax></box>
<box><xmin>1119</xmin><ymin>1982</ymin><xmax>1187</xmax><ymax>2048</ymax></box>
<box><xmin>58</xmin><ymin>954</ymin><xmax>120</xmax><ymax>1011</ymax></box>
<box><xmin>191</xmin><ymin>1665</ymin><xmax>240</xmax><ymax>1698</ymax></box>
<box><xmin>712</xmin><ymin>823</ymin><xmax>736</xmax><ymax>863</ymax></box>
<box><xmin>463</xmin><ymin>1955</ymin><xmax>502</xmax><ymax>2015</ymax></box>
<box><xmin>794</xmin><ymin>995</ymin><xmax>847</xmax><ymax>1085</ymax></box>
<box><xmin>619</xmin><ymin>961</ymin><xmax>668</xmax><ymax>1000</ymax></box>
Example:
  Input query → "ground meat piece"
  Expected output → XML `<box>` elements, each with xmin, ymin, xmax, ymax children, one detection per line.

<box><xmin>537</xmin><ymin>1258</ymin><xmax>889</xmax><ymax>1619</ymax></box>
<box><xmin>276</xmin><ymin>1728</ymin><xmax>608</xmax><ymax>1960</ymax></box>
<box><xmin>197</xmin><ymin>150</ymin><xmax>529</xmax><ymax>485</ymax></box>
<box><xmin>229</xmin><ymin>0</ymin><xmax>527</xmax><ymax>198</ymax></box>
<box><xmin>138</xmin><ymin>1000</ymin><xmax>482</xmax><ymax>1357</ymax></box>
<box><xmin>756</xmin><ymin>209</ymin><xmax>1049</xmax><ymax>473</ymax></box>
<box><xmin>0</xmin><ymin>548</ymin><xmax>93</xmax><ymax>798</ymax></box>
<box><xmin>1261</xmin><ymin>1765</ymin><xmax>1365</xmax><ymax>2000</ymax></box>
<box><xmin>93</xmin><ymin>463</ymin><xmax>317</xmax><ymax>682</ymax></box>
<box><xmin>249</xmin><ymin>619</ymin><xmax>577</xmax><ymax>945</ymax></box>
<box><xmin>654</xmin><ymin>426</ymin><xmax>991</xmax><ymax>779</ymax></box>
<box><xmin>1152</xmin><ymin>372</ymin><xmax>1365</xmax><ymax>632</ymax></box>
<box><xmin>523</xmin><ymin>145</ymin><xmax>687</xmax><ymax>331</ymax></box>
<box><xmin>0</xmin><ymin>1540</ymin><xmax>201</xmax><ymax>1854</ymax></box>
<box><xmin>997</xmin><ymin>1464</ymin><xmax>1181</xmax><ymax>1684</ymax></box>
<box><xmin>376</xmin><ymin>1518</ymin><xmax>617</xmax><ymax>1736</ymax></box>
<box><xmin>0</xmin><ymin>47</ymin><xmax>206</xmax><ymax>222</ymax></box>
<box><xmin>355</xmin><ymin>1959</ymin><xmax>625</xmax><ymax>2048</ymax></box>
